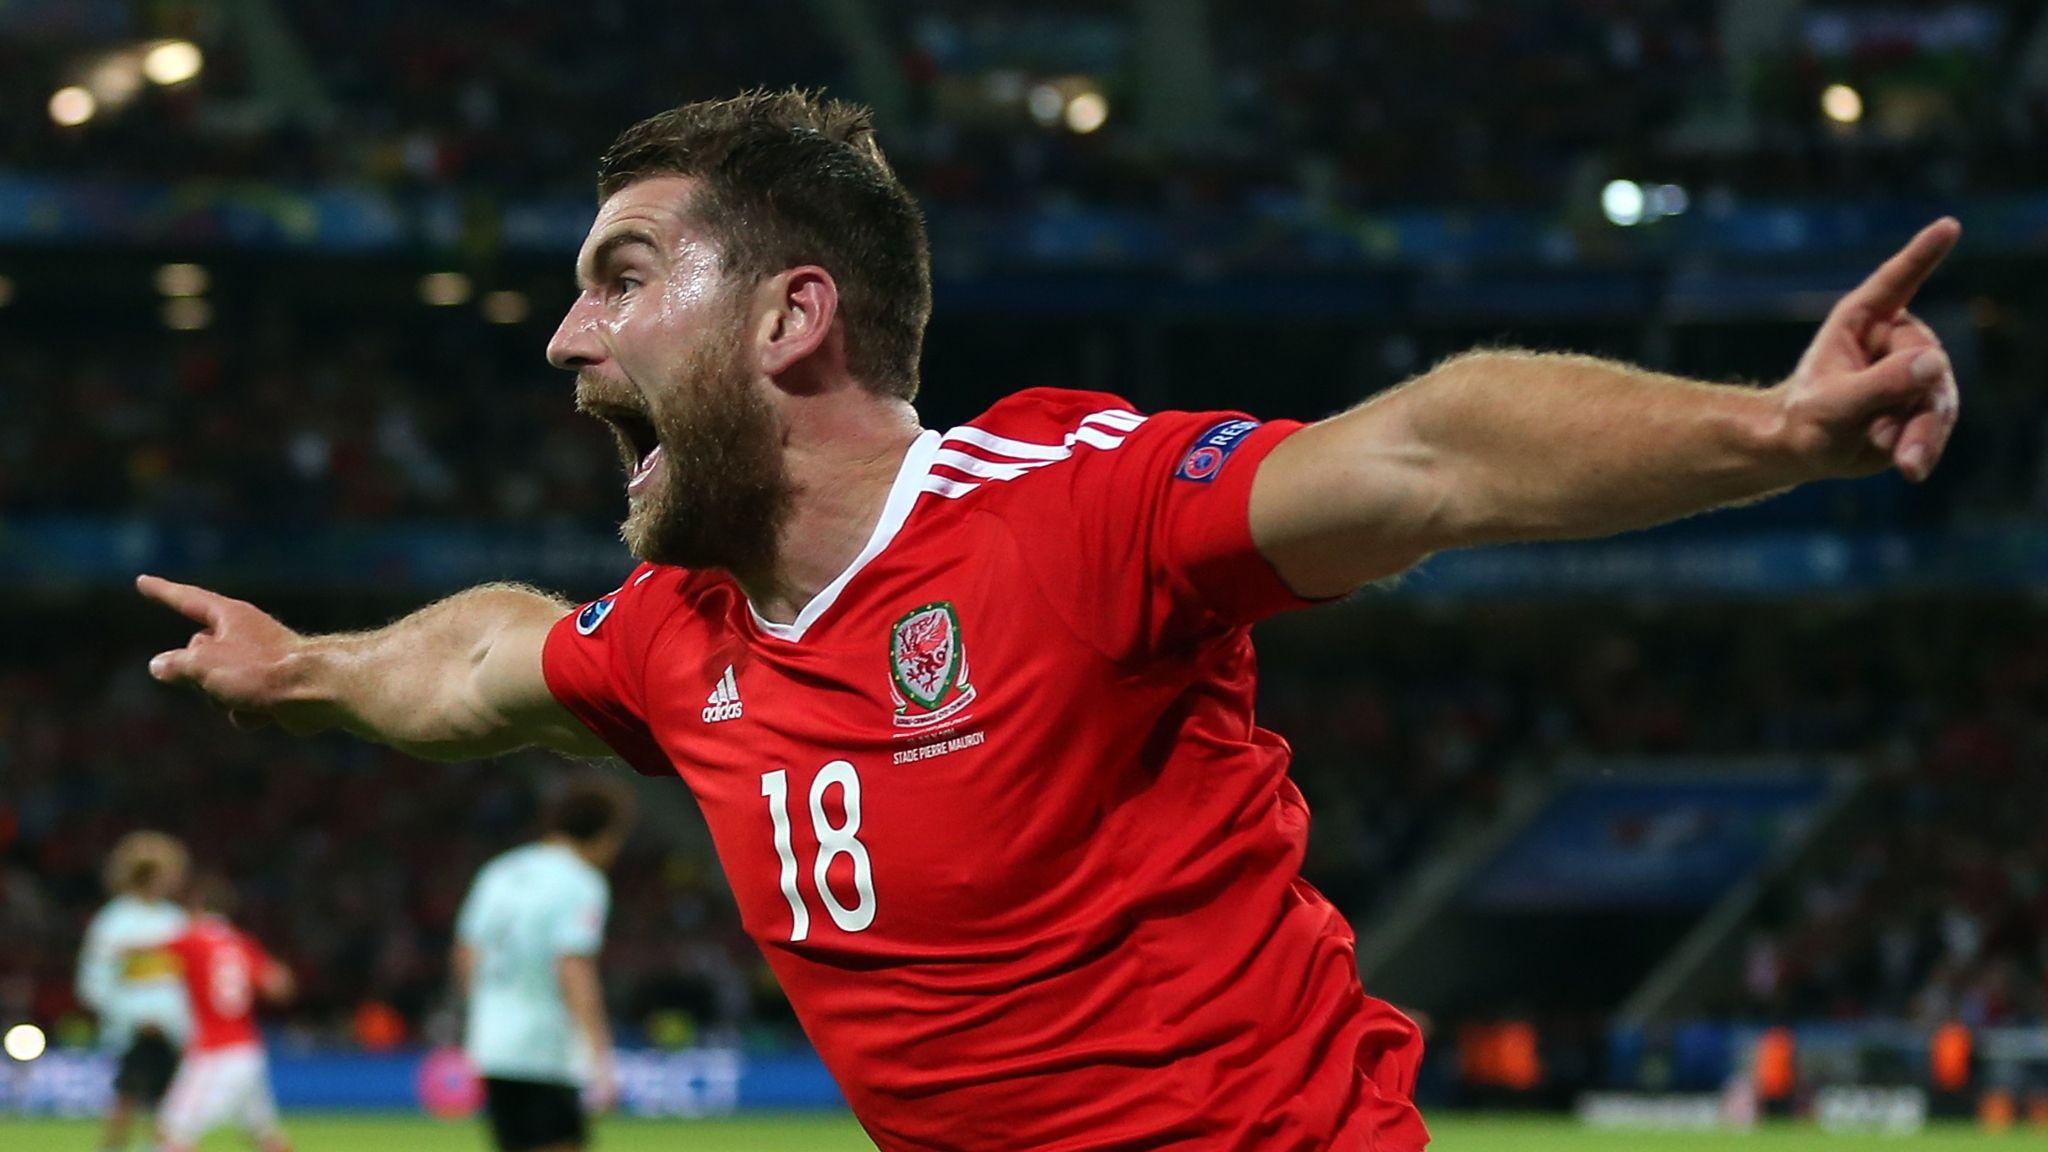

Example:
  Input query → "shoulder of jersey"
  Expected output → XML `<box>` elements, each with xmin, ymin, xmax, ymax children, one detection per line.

<box><xmin>615</xmin><ymin>562</ymin><xmax>713</xmax><ymax>600</ymax></box>
<box><xmin>572</xmin><ymin>562</ymin><xmax>726</xmax><ymax>633</ymax></box>
<box><xmin>919</xmin><ymin>387</ymin><xmax>1151</xmax><ymax>506</ymax></box>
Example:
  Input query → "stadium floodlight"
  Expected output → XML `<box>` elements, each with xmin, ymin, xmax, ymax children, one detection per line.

<box><xmin>162</xmin><ymin>297</ymin><xmax>213</xmax><ymax>331</ymax></box>
<box><xmin>143</xmin><ymin>40</ymin><xmax>204</xmax><ymax>86</ymax></box>
<box><xmin>154</xmin><ymin>263</ymin><xmax>210</xmax><ymax>298</ymax></box>
<box><xmin>1601</xmin><ymin>180</ymin><xmax>1646</xmax><ymax>227</ymax></box>
<box><xmin>3</xmin><ymin>1024</ymin><xmax>45</xmax><ymax>1062</ymax></box>
<box><xmin>1822</xmin><ymin>84</ymin><xmax>1864</xmax><ymax>125</ymax></box>
<box><xmin>419</xmin><ymin>272</ymin><xmax>473</xmax><ymax>307</ymax></box>
<box><xmin>1027</xmin><ymin>84</ymin><xmax>1065</xmax><ymax>127</ymax></box>
<box><xmin>49</xmin><ymin>86</ymin><xmax>96</xmax><ymax>128</ymax></box>
<box><xmin>481</xmin><ymin>290</ymin><xmax>530</xmax><ymax>325</ymax></box>
<box><xmin>1065</xmin><ymin>92</ymin><xmax>1109</xmax><ymax>135</ymax></box>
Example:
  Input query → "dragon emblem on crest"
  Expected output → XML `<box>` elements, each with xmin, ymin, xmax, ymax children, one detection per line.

<box><xmin>889</xmin><ymin>601</ymin><xmax>977</xmax><ymax>731</ymax></box>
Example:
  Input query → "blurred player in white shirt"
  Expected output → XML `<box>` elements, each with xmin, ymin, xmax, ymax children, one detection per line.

<box><xmin>76</xmin><ymin>832</ymin><xmax>191</xmax><ymax>1152</ymax></box>
<box><xmin>454</xmin><ymin>777</ymin><xmax>635</xmax><ymax>1152</ymax></box>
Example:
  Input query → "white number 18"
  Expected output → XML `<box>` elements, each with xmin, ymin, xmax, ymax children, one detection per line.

<box><xmin>761</xmin><ymin>761</ymin><xmax>876</xmax><ymax>942</ymax></box>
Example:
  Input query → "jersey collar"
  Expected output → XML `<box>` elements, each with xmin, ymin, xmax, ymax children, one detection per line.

<box><xmin>746</xmin><ymin>428</ymin><xmax>941</xmax><ymax>643</ymax></box>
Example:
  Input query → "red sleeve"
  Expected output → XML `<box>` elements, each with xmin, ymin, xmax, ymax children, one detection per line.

<box><xmin>1029</xmin><ymin>405</ymin><xmax>1321</xmax><ymax>662</ymax></box>
<box><xmin>540</xmin><ymin>564</ymin><xmax>680</xmax><ymax>777</ymax></box>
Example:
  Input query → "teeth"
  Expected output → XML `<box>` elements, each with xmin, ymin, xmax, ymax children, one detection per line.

<box><xmin>627</xmin><ymin>445</ymin><xmax>663</xmax><ymax>492</ymax></box>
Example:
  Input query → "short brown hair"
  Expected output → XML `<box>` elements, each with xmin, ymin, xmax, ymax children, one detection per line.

<box><xmin>598</xmin><ymin>89</ymin><xmax>932</xmax><ymax>400</ymax></box>
<box><xmin>104</xmin><ymin>831</ymin><xmax>188</xmax><ymax>897</ymax></box>
<box><xmin>545</xmin><ymin>774</ymin><xmax>636</xmax><ymax>844</ymax></box>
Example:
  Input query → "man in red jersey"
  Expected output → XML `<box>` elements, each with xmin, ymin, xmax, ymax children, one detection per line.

<box><xmin>133</xmin><ymin>876</ymin><xmax>295</xmax><ymax>1152</ymax></box>
<box><xmin>137</xmin><ymin>90</ymin><xmax>1962</xmax><ymax>1150</ymax></box>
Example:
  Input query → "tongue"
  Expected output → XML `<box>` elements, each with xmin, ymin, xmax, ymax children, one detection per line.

<box><xmin>628</xmin><ymin>445</ymin><xmax>663</xmax><ymax>492</ymax></box>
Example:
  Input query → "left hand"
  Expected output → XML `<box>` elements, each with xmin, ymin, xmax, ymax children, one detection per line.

<box><xmin>1775</xmin><ymin>217</ymin><xmax>1962</xmax><ymax>483</ymax></box>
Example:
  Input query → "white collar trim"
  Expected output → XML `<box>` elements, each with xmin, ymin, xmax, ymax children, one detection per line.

<box><xmin>747</xmin><ymin>429</ymin><xmax>941</xmax><ymax>642</ymax></box>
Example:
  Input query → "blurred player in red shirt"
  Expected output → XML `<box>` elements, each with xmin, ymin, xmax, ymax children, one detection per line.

<box><xmin>140</xmin><ymin>89</ymin><xmax>1961</xmax><ymax>1150</ymax></box>
<box><xmin>140</xmin><ymin>875</ymin><xmax>295</xmax><ymax>1152</ymax></box>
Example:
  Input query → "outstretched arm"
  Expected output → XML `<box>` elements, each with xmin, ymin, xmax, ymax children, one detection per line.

<box><xmin>1251</xmin><ymin>219</ymin><xmax>1963</xmax><ymax>596</ymax></box>
<box><xmin>136</xmin><ymin>577</ymin><xmax>607</xmax><ymax>760</ymax></box>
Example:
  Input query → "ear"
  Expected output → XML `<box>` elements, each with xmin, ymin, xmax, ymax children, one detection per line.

<box><xmin>754</xmin><ymin>266</ymin><xmax>840</xmax><ymax>379</ymax></box>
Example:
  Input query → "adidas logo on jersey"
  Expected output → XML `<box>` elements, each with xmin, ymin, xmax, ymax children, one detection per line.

<box><xmin>702</xmin><ymin>665</ymin><xmax>744</xmax><ymax>723</ymax></box>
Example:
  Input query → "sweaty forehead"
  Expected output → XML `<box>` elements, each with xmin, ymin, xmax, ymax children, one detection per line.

<box><xmin>576</xmin><ymin>176</ymin><xmax>714</xmax><ymax>280</ymax></box>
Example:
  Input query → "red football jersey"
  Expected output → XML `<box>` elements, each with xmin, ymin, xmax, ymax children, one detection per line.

<box><xmin>164</xmin><ymin>917</ymin><xmax>274</xmax><ymax>1052</ymax></box>
<box><xmin>544</xmin><ymin>389</ymin><xmax>1427</xmax><ymax>1151</ymax></box>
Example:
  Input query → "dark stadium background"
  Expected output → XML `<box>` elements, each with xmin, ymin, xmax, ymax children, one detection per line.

<box><xmin>5</xmin><ymin>0</ymin><xmax>2048</xmax><ymax>1142</ymax></box>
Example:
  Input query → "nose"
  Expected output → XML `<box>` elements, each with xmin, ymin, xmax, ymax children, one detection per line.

<box><xmin>547</xmin><ymin>295</ymin><xmax>605</xmax><ymax>372</ymax></box>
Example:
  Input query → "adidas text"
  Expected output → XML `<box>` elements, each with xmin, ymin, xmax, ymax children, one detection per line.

<box><xmin>702</xmin><ymin>666</ymin><xmax>744</xmax><ymax>723</ymax></box>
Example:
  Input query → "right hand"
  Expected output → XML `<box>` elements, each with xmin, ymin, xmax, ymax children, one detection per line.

<box><xmin>136</xmin><ymin>574</ymin><xmax>330</xmax><ymax>733</ymax></box>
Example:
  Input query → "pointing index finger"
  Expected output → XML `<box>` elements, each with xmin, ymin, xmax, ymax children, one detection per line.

<box><xmin>136</xmin><ymin>573</ymin><xmax>226</xmax><ymax>629</ymax></box>
<box><xmin>1843</xmin><ymin>218</ymin><xmax>1961</xmax><ymax>321</ymax></box>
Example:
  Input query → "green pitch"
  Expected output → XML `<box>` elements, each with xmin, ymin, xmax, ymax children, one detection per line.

<box><xmin>0</xmin><ymin>1113</ymin><xmax>2028</xmax><ymax>1149</ymax></box>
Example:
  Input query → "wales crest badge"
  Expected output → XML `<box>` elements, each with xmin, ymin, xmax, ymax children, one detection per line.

<box><xmin>889</xmin><ymin>601</ymin><xmax>977</xmax><ymax>731</ymax></box>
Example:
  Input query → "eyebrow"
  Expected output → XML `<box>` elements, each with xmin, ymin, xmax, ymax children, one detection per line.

<box><xmin>575</xmin><ymin>229</ymin><xmax>659</xmax><ymax>291</ymax></box>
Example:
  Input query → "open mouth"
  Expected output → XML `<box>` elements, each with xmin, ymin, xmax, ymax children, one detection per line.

<box><xmin>578</xmin><ymin>394</ymin><xmax>663</xmax><ymax>494</ymax></box>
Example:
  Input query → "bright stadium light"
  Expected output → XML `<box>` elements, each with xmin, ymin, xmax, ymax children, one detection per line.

<box><xmin>481</xmin><ymin>290</ymin><xmax>530</xmax><ymax>325</ymax></box>
<box><xmin>162</xmin><ymin>297</ymin><xmax>213</xmax><ymax>331</ymax></box>
<box><xmin>1822</xmin><ymin>84</ymin><xmax>1864</xmax><ymax>125</ymax></box>
<box><xmin>4</xmin><ymin>1024</ymin><xmax>46</xmax><ymax>1062</ymax></box>
<box><xmin>1064</xmin><ymin>92</ymin><xmax>1109</xmax><ymax>135</ymax></box>
<box><xmin>419</xmin><ymin>272</ymin><xmax>472</xmax><ymax>307</ymax></box>
<box><xmin>143</xmin><ymin>40</ymin><xmax>204</xmax><ymax>86</ymax></box>
<box><xmin>154</xmin><ymin>263</ymin><xmax>210</xmax><ymax>298</ymax></box>
<box><xmin>49</xmin><ymin>86</ymin><xmax>97</xmax><ymax>128</ymax></box>
<box><xmin>1027</xmin><ymin>84</ymin><xmax>1065</xmax><ymax>127</ymax></box>
<box><xmin>1601</xmin><ymin>179</ymin><xmax>1646</xmax><ymax>227</ymax></box>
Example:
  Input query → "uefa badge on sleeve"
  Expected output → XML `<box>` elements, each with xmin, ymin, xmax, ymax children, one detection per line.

<box><xmin>1176</xmin><ymin>419</ymin><xmax>1261</xmax><ymax>483</ymax></box>
<box><xmin>889</xmin><ymin>602</ymin><xmax>978</xmax><ymax>733</ymax></box>
<box><xmin>575</xmin><ymin>596</ymin><xmax>616</xmax><ymax>635</ymax></box>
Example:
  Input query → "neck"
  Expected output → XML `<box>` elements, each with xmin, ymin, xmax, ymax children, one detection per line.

<box><xmin>739</xmin><ymin>389</ymin><xmax>923</xmax><ymax>624</ymax></box>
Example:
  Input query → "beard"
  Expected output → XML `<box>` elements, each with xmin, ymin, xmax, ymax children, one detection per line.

<box><xmin>601</xmin><ymin>325</ymin><xmax>794</xmax><ymax>576</ymax></box>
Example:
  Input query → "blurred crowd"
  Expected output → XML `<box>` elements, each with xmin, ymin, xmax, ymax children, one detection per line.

<box><xmin>2</xmin><ymin>0</ymin><xmax>838</xmax><ymax>193</ymax></box>
<box><xmin>7</xmin><ymin>309</ymin><xmax>2048</xmax><ymax>529</ymax></box>
<box><xmin>1739</xmin><ymin>704</ymin><xmax>2048</xmax><ymax>1027</ymax></box>
<box><xmin>3</xmin><ymin>601</ymin><xmax>2043</xmax><ymax>1048</ymax></box>
<box><xmin>0</xmin><ymin>324</ymin><xmax>617</xmax><ymax>524</ymax></box>
<box><xmin>1260</xmin><ymin>600</ymin><xmax>2048</xmax><ymax>1028</ymax></box>
<box><xmin>1215</xmin><ymin>0</ymin><xmax>2048</xmax><ymax>205</ymax></box>
<box><xmin>8</xmin><ymin>0</ymin><xmax>2048</xmax><ymax>209</ymax></box>
<box><xmin>0</xmin><ymin>636</ymin><xmax>777</xmax><ymax>1052</ymax></box>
